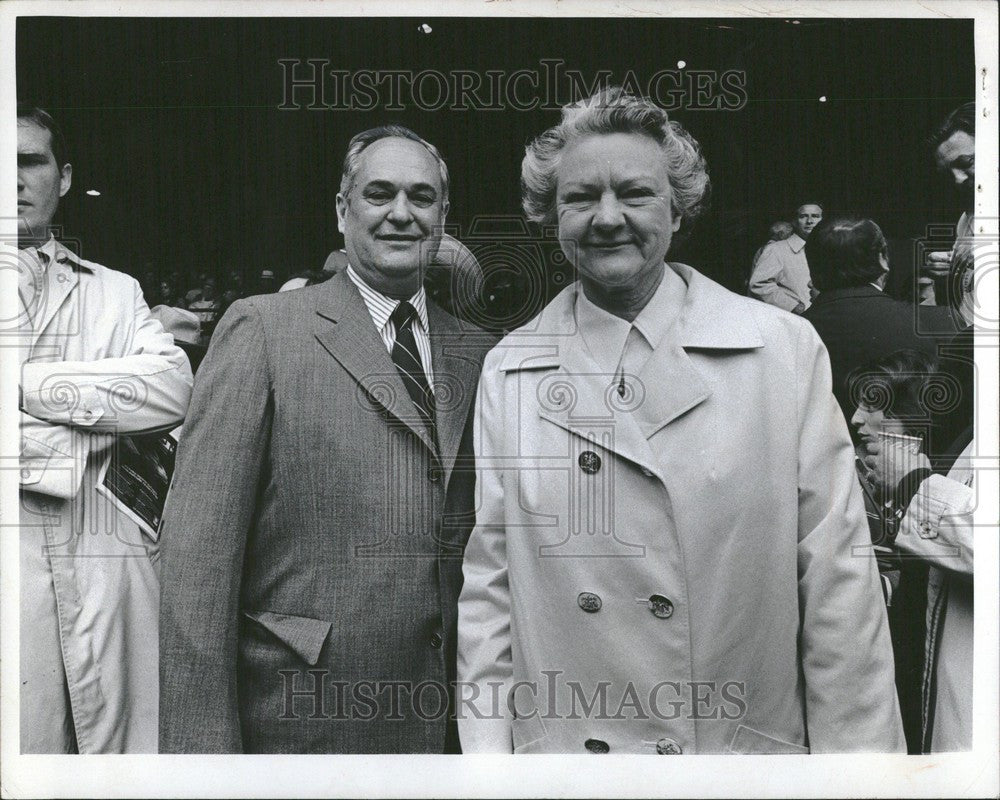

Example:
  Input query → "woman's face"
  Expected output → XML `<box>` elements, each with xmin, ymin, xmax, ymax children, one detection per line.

<box><xmin>555</xmin><ymin>132</ymin><xmax>680</xmax><ymax>292</ymax></box>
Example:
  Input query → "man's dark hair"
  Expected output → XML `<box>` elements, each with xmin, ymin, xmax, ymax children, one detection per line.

<box><xmin>847</xmin><ymin>349</ymin><xmax>939</xmax><ymax>437</ymax></box>
<box><xmin>927</xmin><ymin>101</ymin><xmax>975</xmax><ymax>151</ymax></box>
<box><xmin>17</xmin><ymin>104</ymin><xmax>69</xmax><ymax>168</ymax></box>
<box><xmin>805</xmin><ymin>215</ymin><xmax>888</xmax><ymax>291</ymax></box>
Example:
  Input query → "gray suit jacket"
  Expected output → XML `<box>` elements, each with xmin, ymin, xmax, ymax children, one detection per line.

<box><xmin>159</xmin><ymin>271</ymin><xmax>495</xmax><ymax>753</ymax></box>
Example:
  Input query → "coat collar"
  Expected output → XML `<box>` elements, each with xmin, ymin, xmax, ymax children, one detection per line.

<box><xmin>496</xmin><ymin>262</ymin><xmax>763</xmax><ymax>373</ymax></box>
<box><xmin>495</xmin><ymin>263</ymin><xmax>765</xmax><ymax>472</ymax></box>
<box><xmin>25</xmin><ymin>240</ymin><xmax>93</xmax><ymax>348</ymax></box>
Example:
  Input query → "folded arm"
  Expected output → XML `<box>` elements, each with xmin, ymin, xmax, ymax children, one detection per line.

<box><xmin>21</xmin><ymin>280</ymin><xmax>193</xmax><ymax>434</ymax></box>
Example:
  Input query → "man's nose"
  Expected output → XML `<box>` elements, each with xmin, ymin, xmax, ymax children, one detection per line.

<box><xmin>386</xmin><ymin>192</ymin><xmax>414</xmax><ymax>224</ymax></box>
<box><xmin>850</xmin><ymin>408</ymin><xmax>864</xmax><ymax>428</ymax></box>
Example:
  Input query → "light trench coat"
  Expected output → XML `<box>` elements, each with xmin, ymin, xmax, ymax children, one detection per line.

<box><xmin>18</xmin><ymin>243</ymin><xmax>192</xmax><ymax>753</ymax></box>
<box><xmin>458</xmin><ymin>262</ymin><xmax>905</xmax><ymax>754</ymax></box>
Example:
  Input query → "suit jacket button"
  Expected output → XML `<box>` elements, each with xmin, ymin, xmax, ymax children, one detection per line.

<box><xmin>584</xmin><ymin>738</ymin><xmax>610</xmax><ymax>753</ymax></box>
<box><xmin>430</xmin><ymin>631</ymin><xmax>443</xmax><ymax>648</ymax></box>
<box><xmin>656</xmin><ymin>737</ymin><xmax>682</xmax><ymax>754</ymax></box>
<box><xmin>647</xmin><ymin>594</ymin><xmax>674</xmax><ymax>619</ymax></box>
<box><xmin>578</xmin><ymin>451</ymin><xmax>601</xmax><ymax>474</ymax></box>
<box><xmin>577</xmin><ymin>591</ymin><xmax>602</xmax><ymax>613</ymax></box>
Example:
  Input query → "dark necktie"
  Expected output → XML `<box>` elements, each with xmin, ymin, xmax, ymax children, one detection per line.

<box><xmin>390</xmin><ymin>301</ymin><xmax>436</xmax><ymax>433</ymax></box>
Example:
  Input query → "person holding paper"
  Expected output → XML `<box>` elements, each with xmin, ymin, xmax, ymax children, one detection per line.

<box><xmin>852</xmin><ymin>349</ymin><xmax>974</xmax><ymax>752</ymax></box>
<box><xmin>16</xmin><ymin>105</ymin><xmax>193</xmax><ymax>753</ymax></box>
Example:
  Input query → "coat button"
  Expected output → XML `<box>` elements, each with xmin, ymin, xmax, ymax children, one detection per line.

<box><xmin>577</xmin><ymin>592</ymin><xmax>602</xmax><ymax>613</ymax></box>
<box><xmin>578</xmin><ymin>451</ymin><xmax>601</xmax><ymax>474</ymax></box>
<box><xmin>430</xmin><ymin>631</ymin><xmax>443</xmax><ymax>648</ymax></box>
<box><xmin>584</xmin><ymin>738</ymin><xmax>610</xmax><ymax>753</ymax></box>
<box><xmin>21</xmin><ymin>468</ymin><xmax>30</xmax><ymax>480</ymax></box>
<box><xmin>647</xmin><ymin>594</ymin><xmax>674</xmax><ymax>619</ymax></box>
<box><xmin>656</xmin><ymin>737</ymin><xmax>682</xmax><ymax>754</ymax></box>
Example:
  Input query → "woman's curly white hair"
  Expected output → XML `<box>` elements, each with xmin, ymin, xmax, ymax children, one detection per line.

<box><xmin>521</xmin><ymin>86</ymin><xmax>711</xmax><ymax>242</ymax></box>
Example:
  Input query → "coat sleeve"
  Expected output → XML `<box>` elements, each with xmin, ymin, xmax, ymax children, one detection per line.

<box><xmin>19</xmin><ymin>411</ymin><xmax>93</xmax><ymax>499</ymax></box>
<box><xmin>456</xmin><ymin>350</ymin><xmax>515</xmax><ymax>753</ymax></box>
<box><xmin>749</xmin><ymin>243</ymin><xmax>800</xmax><ymax>312</ymax></box>
<box><xmin>895</xmin><ymin>471</ymin><xmax>974</xmax><ymax>576</ymax></box>
<box><xmin>158</xmin><ymin>298</ymin><xmax>273</xmax><ymax>753</ymax></box>
<box><xmin>793</xmin><ymin>322</ymin><xmax>906</xmax><ymax>752</ymax></box>
<box><xmin>20</xmin><ymin>277</ymin><xmax>193</xmax><ymax>434</ymax></box>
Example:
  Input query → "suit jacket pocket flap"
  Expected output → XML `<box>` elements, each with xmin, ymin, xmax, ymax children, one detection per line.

<box><xmin>728</xmin><ymin>724</ymin><xmax>809</xmax><ymax>754</ymax></box>
<box><xmin>242</xmin><ymin>610</ymin><xmax>332</xmax><ymax>666</ymax></box>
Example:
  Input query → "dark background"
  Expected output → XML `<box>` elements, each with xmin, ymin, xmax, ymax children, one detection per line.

<box><xmin>17</xmin><ymin>16</ymin><xmax>973</xmax><ymax>305</ymax></box>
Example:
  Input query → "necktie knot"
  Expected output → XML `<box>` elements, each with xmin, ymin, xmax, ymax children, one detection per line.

<box><xmin>390</xmin><ymin>300</ymin><xmax>418</xmax><ymax>332</ymax></box>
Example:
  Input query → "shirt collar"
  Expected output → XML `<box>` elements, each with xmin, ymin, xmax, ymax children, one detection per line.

<box><xmin>574</xmin><ymin>264</ymin><xmax>687</xmax><ymax>371</ymax></box>
<box><xmin>346</xmin><ymin>264</ymin><xmax>429</xmax><ymax>335</ymax></box>
<box><xmin>787</xmin><ymin>233</ymin><xmax>806</xmax><ymax>253</ymax></box>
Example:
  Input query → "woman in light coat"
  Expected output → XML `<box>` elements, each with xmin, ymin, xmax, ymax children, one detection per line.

<box><xmin>457</xmin><ymin>87</ymin><xmax>905</xmax><ymax>755</ymax></box>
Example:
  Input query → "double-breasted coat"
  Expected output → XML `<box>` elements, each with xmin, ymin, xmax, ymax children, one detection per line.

<box><xmin>158</xmin><ymin>271</ymin><xmax>495</xmax><ymax>753</ymax></box>
<box><xmin>457</xmin><ymin>262</ymin><xmax>906</xmax><ymax>754</ymax></box>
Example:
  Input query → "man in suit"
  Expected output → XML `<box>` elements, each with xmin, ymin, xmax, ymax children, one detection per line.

<box><xmin>158</xmin><ymin>126</ymin><xmax>494</xmax><ymax>753</ymax></box>
<box><xmin>802</xmin><ymin>215</ymin><xmax>955</xmax><ymax>429</ymax></box>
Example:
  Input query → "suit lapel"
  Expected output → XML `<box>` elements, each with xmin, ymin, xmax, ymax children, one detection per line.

<box><xmin>314</xmin><ymin>272</ymin><xmax>436</xmax><ymax>454</ymax></box>
<box><xmin>427</xmin><ymin>302</ymin><xmax>483</xmax><ymax>489</ymax></box>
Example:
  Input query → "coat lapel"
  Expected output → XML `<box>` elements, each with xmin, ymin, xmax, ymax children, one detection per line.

<box><xmin>30</xmin><ymin>251</ymin><xmax>81</xmax><ymax>350</ymax></box>
<box><xmin>630</xmin><ymin>262</ymin><xmax>765</xmax><ymax>439</ymax></box>
<box><xmin>314</xmin><ymin>272</ymin><xmax>436</xmax><ymax>454</ymax></box>
<box><xmin>502</xmin><ymin>265</ymin><xmax>766</xmax><ymax>474</ymax></box>
<box><xmin>501</xmin><ymin>287</ymin><xmax>663</xmax><ymax>478</ymax></box>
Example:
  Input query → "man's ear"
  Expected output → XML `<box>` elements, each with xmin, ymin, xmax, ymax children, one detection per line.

<box><xmin>335</xmin><ymin>193</ymin><xmax>347</xmax><ymax>234</ymax></box>
<box><xmin>671</xmin><ymin>212</ymin><xmax>682</xmax><ymax>233</ymax></box>
<box><xmin>441</xmin><ymin>198</ymin><xmax>450</xmax><ymax>220</ymax></box>
<box><xmin>59</xmin><ymin>163</ymin><xmax>72</xmax><ymax>198</ymax></box>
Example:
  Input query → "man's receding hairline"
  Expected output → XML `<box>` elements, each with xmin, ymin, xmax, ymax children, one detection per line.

<box><xmin>347</xmin><ymin>135</ymin><xmax>446</xmax><ymax>195</ymax></box>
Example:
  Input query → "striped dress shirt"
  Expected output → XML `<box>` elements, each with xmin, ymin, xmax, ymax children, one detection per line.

<box><xmin>345</xmin><ymin>265</ymin><xmax>435</xmax><ymax>391</ymax></box>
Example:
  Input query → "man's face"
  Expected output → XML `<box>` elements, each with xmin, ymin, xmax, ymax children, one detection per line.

<box><xmin>934</xmin><ymin>130</ymin><xmax>975</xmax><ymax>207</ymax></box>
<box><xmin>17</xmin><ymin>119</ymin><xmax>71</xmax><ymax>244</ymax></box>
<box><xmin>793</xmin><ymin>205</ymin><xmax>823</xmax><ymax>239</ymax></box>
<box><xmin>336</xmin><ymin>137</ymin><xmax>449</xmax><ymax>299</ymax></box>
